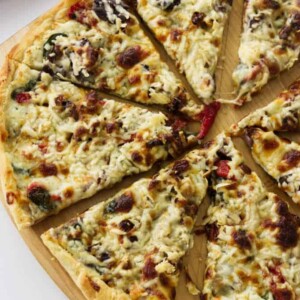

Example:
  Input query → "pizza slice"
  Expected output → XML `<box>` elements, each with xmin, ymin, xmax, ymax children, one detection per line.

<box><xmin>201</xmin><ymin>133</ymin><xmax>267</xmax><ymax>227</ymax></box>
<box><xmin>230</xmin><ymin>82</ymin><xmax>300</xmax><ymax>205</ymax></box>
<box><xmin>8</xmin><ymin>0</ymin><xmax>220</xmax><ymax>123</ymax></box>
<box><xmin>134</xmin><ymin>0</ymin><xmax>232</xmax><ymax>103</ymax></box>
<box><xmin>41</xmin><ymin>149</ymin><xmax>209</xmax><ymax>300</ymax></box>
<box><xmin>202</xmin><ymin>135</ymin><xmax>300</xmax><ymax>299</ymax></box>
<box><xmin>222</xmin><ymin>0</ymin><xmax>300</xmax><ymax>105</ymax></box>
<box><xmin>203</xmin><ymin>194</ymin><xmax>300</xmax><ymax>299</ymax></box>
<box><xmin>0</xmin><ymin>59</ymin><xmax>200</xmax><ymax>229</ymax></box>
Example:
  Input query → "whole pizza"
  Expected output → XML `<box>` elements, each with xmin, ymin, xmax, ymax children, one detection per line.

<box><xmin>0</xmin><ymin>0</ymin><xmax>300</xmax><ymax>299</ymax></box>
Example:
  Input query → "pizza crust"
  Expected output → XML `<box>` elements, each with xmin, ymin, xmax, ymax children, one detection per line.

<box><xmin>0</xmin><ymin>59</ymin><xmax>33</xmax><ymax>229</ymax></box>
<box><xmin>41</xmin><ymin>231</ymin><xmax>130</xmax><ymax>300</ymax></box>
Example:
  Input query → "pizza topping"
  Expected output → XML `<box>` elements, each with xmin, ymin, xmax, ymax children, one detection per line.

<box><xmin>170</xmin><ymin>29</ymin><xmax>182</xmax><ymax>42</ymax></box>
<box><xmin>197</xmin><ymin>102</ymin><xmax>221</xmax><ymax>139</ymax></box>
<box><xmin>281</xmin><ymin>150</ymin><xmax>300</xmax><ymax>168</ymax></box>
<box><xmin>117</xmin><ymin>46</ymin><xmax>144</xmax><ymax>69</ymax></box>
<box><xmin>150</xmin><ymin>0</ymin><xmax>180</xmax><ymax>11</ymax></box>
<box><xmin>39</xmin><ymin>162</ymin><xmax>58</xmax><ymax>177</ymax></box>
<box><xmin>68</xmin><ymin>2</ymin><xmax>86</xmax><ymax>20</ymax></box>
<box><xmin>172</xmin><ymin>159</ymin><xmax>190</xmax><ymax>175</ymax></box>
<box><xmin>106</xmin><ymin>193</ymin><xmax>134</xmax><ymax>213</ymax></box>
<box><xmin>146</xmin><ymin>139</ymin><xmax>164</xmax><ymax>148</ymax></box>
<box><xmin>167</xmin><ymin>94</ymin><xmax>187</xmax><ymax>114</ymax></box>
<box><xmin>11</xmin><ymin>79</ymin><xmax>37</xmax><ymax>100</ymax></box>
<box><xmin>272</xmin><ymin>288</ymin><xmax>292</xmax><ymax>300</ymax></box>
<box><xmin>131</xmin><ymin>151</ymin><xmax>143</xmax><ymax>163</ymax></box>
<box><xmin>215</xmin><ymin>160</ymin><xmax>230</xmax><ymax>178</ymax></box>
<box><xmin>191</xmin><ymin>12</ymin><xmax>211</xmax><ymax>29</ymax></box>
<box><xmin>15</xmin><ymin>92</ymin><xmax>31</xmax><ymax>104</ymax></box>
<box><xmin>143</xmin><ymin>258</ymin><xmax>157</xmax><ymax>280</ymax></box>
<box><xmin>261</xmin><ymin>0</ymin><xmax>280</xmax><ymax>9</ymax></box>
<box><xmin>184</xmin><ymin>201</ymin><xmax>199</xmax><ymax>217</ymax></box>
<box><xmin>276</xmin><ymin>215</ymin><xmax>299</xmax><ymax>248</ymax></box>
<box><xmin>55</xmin><ymin>95</ymin><xmax>79</xmax><ymax>121</ymax></box>
<box><xmin>119</xmin><ymin>219</ymin><xmax>135</xmax><ymax>232</ymax></box>
<box><xmin>205</xmin><ymin>222</ymin><xmax>219</xmax><ymax>242</ymax></box>
<box><xmin>43</xmin><ymin>33</ymin><xmax>68</xmax><ymax>59</ymax></box>
<box><xmin>244</xmin><ymin>127</ymin><xmax>258</xmax><ymax>147</ymax></box>
<box><xmin>27</xmin><ymin>183</ymin><xmax>53</xmax><ymax>211</ymax></box>
<box><xmin>232</xmin><ymin>229</ymin><xmax>252</xmax><ymax>250</ymax></box>
<box><xmin>93</xmin><ymin>0</ymin><xmax>129</xmax><ymax>24</ymax></box>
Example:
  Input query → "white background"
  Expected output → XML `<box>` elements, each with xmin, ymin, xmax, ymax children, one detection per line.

<box><xmin>0</xmin><ymin>1</ymin><xmax>67</xmax><ymax>299</ymax></box>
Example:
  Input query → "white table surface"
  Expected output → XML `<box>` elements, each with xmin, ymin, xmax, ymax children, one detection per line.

<box><xmin>0</xmin><ymin>1</ymin><xmax>67</xmax><ymax>299</ymax></box>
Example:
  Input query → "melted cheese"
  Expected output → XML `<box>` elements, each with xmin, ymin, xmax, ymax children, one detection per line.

<box><xmin>227</xmin><ymin>0</ymin><xmax>300</xmax><ymax>104</ymax></box>
<box><xmin>136</xmin><ymin>0</ymin><xmax>232</xmax><ymax>102</ymax></box>
<box><xmin>3</xmin><ymin>62</ymin><xmax>196</xmax><ymax>227</ymax></box>
<box><xmin>42</xmin><ymin>149</ymin><xmax>209</xmax><ymax>298</ymax></box>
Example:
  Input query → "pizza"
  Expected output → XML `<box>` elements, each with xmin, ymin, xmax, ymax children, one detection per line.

<box><xmin>230</xmin><ymin>80</ymin><xmax>300</xmax><ymax>205</ymax></box>
<box><xmin>8</xmin><ymin>0</ymin><xmax>221</xmax><ymax>122</ymax></box>
<box><xmin>134</xmin><ymin>0</ymin><xmax>232</xmax><ymax>103</ymax></box>
<box><xmin>201</xmin><ymin>134</ymin><xmax>300</xmax><ymax>299</ymax></box>
<box><xmin>41</xmin><ymin>148</ymin><xmax>210</xmax><ymax>300</ymax></box>
<box><xmin>0</xmin><ymin>59</ymin><xmax>200</xmax><ymax>229</ymax></box>
<box><xmin>222</xmin><ymin>0</ymin><xmax>300</xmax><ymax>105</ymax></box>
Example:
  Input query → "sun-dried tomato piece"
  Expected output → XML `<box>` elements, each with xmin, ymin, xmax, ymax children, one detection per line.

<box><xmin>197</xmin><ymin>102</ymin><xmax>220</xmax><ymax>139</ymax></box>
<box><xmin>143</xmin><ymin>258</ymin><xmax>157</xmax><ymax>280</ymax></box>
<box><xmin>68</xmin><ymin>2</ymin><xmax>86</xmax><ymax>19</ymax></box>
<box><xmin>215</xmin><ymin>160</ymin><xmax>230</xmax><ymax>178</ymax></box>
<box><xmin>15</xmin><ymin>92</ymin><xmax>31</xmax><ymax>104</ymax></box>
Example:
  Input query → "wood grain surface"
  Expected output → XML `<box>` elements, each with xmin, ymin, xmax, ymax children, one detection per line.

<box><xmin>1</xmin><ymin>1</ymin><xmax>300</xmax><ymax>299</ymax></box>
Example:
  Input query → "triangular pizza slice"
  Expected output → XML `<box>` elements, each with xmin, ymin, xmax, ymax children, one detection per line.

<box><xmin>202</xmin><ymin>134</ymin><xmax>300</xmax><ymax>299</ymax></box>
<box><xmin>231</xmin><ymin>81</ymin><xmax>300</xmax><ymax>205</ymax></box>
<box><xmin>9</xmin><ymin>0</ymin><xmax>220</xmax><ymax>123</ymax></box>
<box><xmin>42</xmin><ymin>149</ymin><xmax>209</xmax><ymax>300</ymax></box>
<box><xmin>223</xmin><ymin>0</ymin><xmax>300</xmax><ymax>105</ymax></box>
<box><xmin>0</xmin><ymin>60</ymin><xmax>199</xmax><ymax>228</ymax></box>
<box><xmin>134</xmin><ymin>0</ymin><xmax>232</xmax><ymax>103</ymax></box>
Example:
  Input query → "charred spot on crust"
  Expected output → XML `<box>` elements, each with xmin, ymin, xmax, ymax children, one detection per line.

<box><xmin>27</xmin><ymin>184</ymin><xmax>53</xmax><ymax>211</ymax></box>
<box><xmin>6</xmin><ymin>192</ymin><xmax>16</xmax><ymax>205</ymax></box>
<box><xmin>117</xmin><ymin>46</ymin><xmax>144</xmax><ymax>69</ymax></box>
<box><xmin>205</xmin><ymin>222</ymin><xmax>219</xmax><ymax>242</ymax></box>
<box><xmin>232</xmin><ymin>229</ymin><xmax>252</xmax><ymax>250</ymax></box>
<box><xmin>106</xmin><ymin>193</ymin><xmax>134</xmax><ymax>213</ymax></box>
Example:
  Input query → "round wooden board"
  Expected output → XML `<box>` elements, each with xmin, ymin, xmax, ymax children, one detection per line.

<box><xmin>1</xmin><ymin>1</ymin><xmax>300</xmax><ymax>299</ymax></box>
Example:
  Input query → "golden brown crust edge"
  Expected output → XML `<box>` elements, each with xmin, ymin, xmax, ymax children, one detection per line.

<box><xmin>41</xmin><ymin>232</ymin><xmax>130</xmax><ymax>300</ymax></box>
<box><xmin>8</xmin><ymin>0</ymin><xmax>79</xmax><ymax>64</ymax></box>
<box><xmin>0</xmin><ymin>59</ymin><xmax>34</xmax><ymax>229</ymax></box>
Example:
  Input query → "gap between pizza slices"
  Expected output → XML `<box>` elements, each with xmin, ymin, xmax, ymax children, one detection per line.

<box><xmin>201</xmin><ymin>134</ymin><xmax>300</xmax><ymax>299</ymax></box>
<box><xmin>220</xmin><ymin>0</ymin><xmax>300</xmax><ymax>105</ymax></box>
<box><xmin>230</xmin><ymin>80</ymin><xmax>300</xmax><ymax>205</ymax></box>
<box><xmin>7</xmin><ymin>0</ymin><xmax>220</xmax><ymax>125</ymax></box>
<box><xmin>0</xmin><ymin>59</ymin><xmax>202</xmax><ymax>228</ymax></box>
